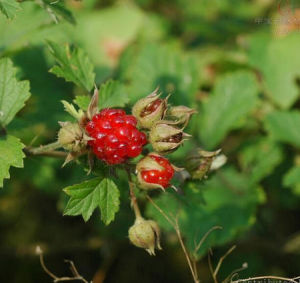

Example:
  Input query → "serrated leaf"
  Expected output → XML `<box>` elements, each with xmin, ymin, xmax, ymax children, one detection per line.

<box><xmin>146</xmin><ymin>167</ymin><xmax>265</xmax><ymax>258</ymax></box>
<box><xmin>64</xmin><ymin>178</ymin><xmax>120</xmax><ymax>224</ymax></box>
<box><xmin>98</xmin><ymin>178</ymin><xmax>120</xmax><ymax>225</ymax></box>
<box><xmin>0</xmin><ymin>0</ymin><xmax>20</xmax><ymax>19</ymax></box>
<box><xmin>118</xmin><ymin>44</ymin><xmax>199</xmax><ymax>106</ymax></box>
<box><xmin>73</xmin><ymin>96</ymin><xmax>90</xmax><ymax>111</ymax></box>
<box><xmin>48</xmin><ymin>41</ymin><xmax>95</xmax><ymax>91</ymax></box>
<box><xmin>239</xmin><ymin>138</ymin><xmax>283</xmax><ymax>183</ymax></box>
<box><xmin>0</xmin><ymin>57</ymin><xmax>31</xmax><ymax>127</ymax></box>
<box><xmin>248</xmin><ymin>33</ymin><xmax>300</xmax><ymax>109</ymax></box>
<box><xmin>0</xmin><ymin>135</ymin><xmax>25</xmax><ymax>188</ymax></box>
<box><xmin>198</xmin><ymin>71</ymin><xmax>259</xmax><ymax>149</ymax></box>
<box><xmin>74</xmin><ymin>80</ymin><xmax>129</xmax><ymax>110</ymax></box>
<box><xmin>264</xmin><ymin>110</ymin><xmax>300</xmax><ymax>147</ymax></box>
<box><xmin>38</xmin><ymin>0</ymin><xmax>75</xmax><ymax>24</ymax></box>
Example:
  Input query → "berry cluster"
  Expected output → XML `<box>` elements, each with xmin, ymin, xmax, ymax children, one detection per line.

<box><xmin>85</xmin><ymin>108</ymin><xmax>147</xmax><ymax>164</ymax></box>
<box><xmin>141</xmin><ymin>154</ymin><xmax>174</xmax><ymax>188</ymax></box>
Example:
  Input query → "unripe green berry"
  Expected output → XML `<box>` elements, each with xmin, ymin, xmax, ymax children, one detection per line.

<box><xmin>149</xmin><ymin>121</ymin><xmax>190</xmax><ymax>154</ymax></box>
<box><xmin>128</xmin><ymin>217</ymin><xmax>162</xmax><ymax>255</ymax></box>
<box><xmin>58</xmin><ymin>122</ymin><xmax>89</xmax><ymax>152</ymax></box>
<box><xmin>132</xmin><ymin>88</ymin><xmax>167</xmax><ymax>129</ymax></box>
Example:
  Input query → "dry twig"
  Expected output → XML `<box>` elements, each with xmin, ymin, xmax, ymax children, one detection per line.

<box><xmin>36</xmin><ymin>246</ymin><xmax>90</xmax><ymax>283</ymax></box>
<box><xmin>146</xmin><ymin>195</ymin><xmax>199</xmax><ymax>283</ymax></box>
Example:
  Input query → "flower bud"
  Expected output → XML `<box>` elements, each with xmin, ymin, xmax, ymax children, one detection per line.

<box><xmin>128</xmin><ymin>217</ymin><xmax>162</xmax><ymax>255</ymax></box>
<box><xmin>132</xmin><ymin>88</ymin><xmax>167</xmax><ymax>129</ymax></box>
<box><xmin>168</xmin><ymin>106</ymin><xmax>196</xmax><ymax>127</ymax></box>
<box><xmin>136</xmin><ymin>153</ymin><xmax>176</xmax><ymax>190</ymax></box>
<box><xmin>186</xmin><ymin>148</ymin><xmax>222</xmax><ymax>180</ymax></box>
<box><xmin>149</xmin><ymin>121</ymin><xmax>190</xmax><ymax>154</ymax></box>
<box><xmin>58</xmin><ymin>122</ymin><xmax>90</xmax><ymax>152</ymax></box>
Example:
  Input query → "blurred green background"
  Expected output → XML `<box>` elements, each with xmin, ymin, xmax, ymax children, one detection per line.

<box><xmin>1</xmin><ymin>0</ymin><xmax>300</xmax><ymax>282</ymax></box>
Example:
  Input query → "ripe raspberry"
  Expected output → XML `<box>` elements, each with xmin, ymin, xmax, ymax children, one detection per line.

<box><xmin>140</xmin><ymin>154</ymin><xmax>174</xmax><ymax>188</ymax></box>
<box><xmin>85</xmin><ymin>108</ymin><xmax>147</xmax><ymax>165</ymax></box>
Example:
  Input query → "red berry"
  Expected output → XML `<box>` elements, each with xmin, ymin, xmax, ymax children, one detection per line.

<box><xmin>141</xmin><ymin>155</ymin><xmax>174</xmax><ymax>188</ymax></box>
<box><xmin>85</xmin><ymin>108</ymin><xmax>147</xmax><ymax>165</ymax></box>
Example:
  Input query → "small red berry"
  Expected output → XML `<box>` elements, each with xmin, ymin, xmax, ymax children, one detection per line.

<box><xmin>85</xmin><ymin>108</ymin><xmax>147</xmax><ymax>165</ymax></box>
<box><xmin>137</xmin><ymin>153</ymin><xmax>175</xmax><ymax>190</ymax></box>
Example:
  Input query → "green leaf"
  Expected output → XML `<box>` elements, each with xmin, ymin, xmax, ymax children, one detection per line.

<box><xmin>48</xmin><ymin>41</ymin><xmax>95</xmax><ymax>91</ymax></box>
<box><xmin>74</xmin><ymin>80</ymin><xmax>129</xmax><ymax>110</ymax></box>
<box><xmin>118</xmin><ymin>43</ymin><xmax>199</xmax><ymax>106</ymax></box>
<box><xmin>38</xmin><ymin>0</ymin><xmax>75</xmax><ymax>24</ymax></box>
<box><xmin>97</xmin><ymin>80</ymin><xmax>129</xmax><ymax>108</ymax></box>
<box><xmin>146</xmin><ymin>167</ymin><xmax>265</xmax><ymax>258</ymax></box>
<box><xmin>73</xmin><ymin>96</ymin><xmax>89</xmax><ymax>111</ymax></box>
<box><xmin>198</xmin><ymin>71</ymin><xmax>259</xmax><ymax>149</ymax></box>
<box><xmin>64</xmin><ymin>178</ymin><xmax>120</xmax><ymax>224</ymax></box>
<box><xmin>239</xmin><ymin>138</ymin><xmax>283</xmax><ymax>183</ymax></box>
<box><xmin>283</xmin><ymin>166</ymin><xmax>300</xmax><ymax>195</ymax></box>
<box><xmin>0</xmin><ymin>0</ymin><xmax>20</xmax><ymax>19</ymax></box>
<box><xmin>284</xmin><ymin>167</ymin><xmax>300</xmax><ymax>187</ymax></box>
<box><xmin>264</xmin><ymin>110</ymin><xmax>300</xmax><ymax>147</ymax></box>
<box><xmin>0</xmin><ymin>57</ymin><xmax>31</xmax><ymax>127</ymax></box>
<box><xmin>248</xmin><ymin>33</ymin><xmax>300</xmax><ymax>109</ymax></box>
<box><xmin>0</xmin><ymin>135</ymin><xmax>25</xmax><ymax>188</ymax></box>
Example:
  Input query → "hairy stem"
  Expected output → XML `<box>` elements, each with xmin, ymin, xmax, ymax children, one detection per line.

<box><xmin>126</xmin><ymin>166</ymin><xmax>142</xmax><ymax>219</ymax></box>
<box><xmin>25</xmin><ymin>141</ymin><xmax>67</xmax><ymax>158</ymax></box>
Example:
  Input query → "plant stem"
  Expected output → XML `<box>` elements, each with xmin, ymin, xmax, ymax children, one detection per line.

<box><xmin>25</xmin><ymin>141</ymin><xmax>67</xmax><ymax>158</ymax></box>
<box><xmin>146</xmin><ymin>195</ymin><xmax>199</xmax><ymax>283</ymax></box>
<box><xmin>126</xmin><ymin>166</ymin><xmax>142</xmax><ymax>219</ymax></box>
<box><xmin>28</xmin><ymin>141</ymin><xmax>61</xmax><ymax>153</ymax></box>
<box><xmin>231</xmin><ymin>276</ymin><xmax>298</xmax><ymax>283</ymax></box>
<box><xmin>36</xmin><ymin>246</ymin><xmax>89</xmax><ymax>283</ymax></box>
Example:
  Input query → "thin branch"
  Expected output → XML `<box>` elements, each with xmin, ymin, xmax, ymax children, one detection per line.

<box><xmin>36</xmin><ymin>246</ymin><xmax>89</xmax><ymax>283</ymax></box>
<box><xmin>126</xmin><ymin>166</ymin><xmax>142</xmax><ymax>219</ymax></box>
<box><xmin>174</xmin><ymin>217</ymin><xmax>200</xmax><ymax>283</ymax></box>
<box><xmin>27</xmin><ymin>141</ymin><xmax>62</xmax><ymax>154</ymax></box>
<box><xmin>146</xmin><ymin>195</ymin><xmax>199</xmax><ymax>283</ymax></box>
<box><xmin>231</xmin><ymin>276</ymin><xmax>299</xmax><ymax>283</ymax></box>
<box><xmin>222</xmin><ymin>262</ymin><xmax>248</xmax><ymax>283</ymax></box>
<box><xmin>146</xmin><ymin>195</ymin><xmax>175</xmax><ymax>227</ymax></box>
<box><xmin>25</xmin><ymin>141</ymin><xmax>67</xmax><ymax>158</ymax></box>
<box><xmin>208</xmin><ymin>250</ymin><xmax>217</xmax><ymax>283</ymax></box>
<box><xmin>37</xmin><ymin>246</ymin><xmax>57</xmax><ymax>281</ymax></box>
<box><xmin>214</xmin><ymin>245</ymin><xmax>236</xmax><ymax>278</ymax></box>
<box><xmin>25</xmin><ymin>148</ymin><xmax>67</xmax><ymax>158</ymax></box>
<box><xmin>195</xmin><ymin>226</ymin><xmax>223</xmax><ymax>253</ymax></box>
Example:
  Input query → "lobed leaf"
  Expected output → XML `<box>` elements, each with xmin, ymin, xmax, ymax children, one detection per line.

<box><xmin>0</xmin><ymin>0</ymin><xmax>20</xmax><ymax>19</ymax></box>
<box><xmin>38</xmin><ymin>0</ymin><xmax>75</xmax><ymax>24</ymax></box>
<box><xmin>0</xmin><ymin>57</ymin><xmax>31</xmax><ymax>127</ymax></box>
<box><xmin>48</xmin><ymin>41</ymin><xmax>95</xmax><ymax>91</ymax></box>
<box><xmin>64</xmin><ymin>178</ymin><xmax>120</xmax><ymax>224</ymax></box>
<box><xmin>0</xmin><ymin>135</ymin><xmax>25</xmax><ymax>188</ymax></box>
